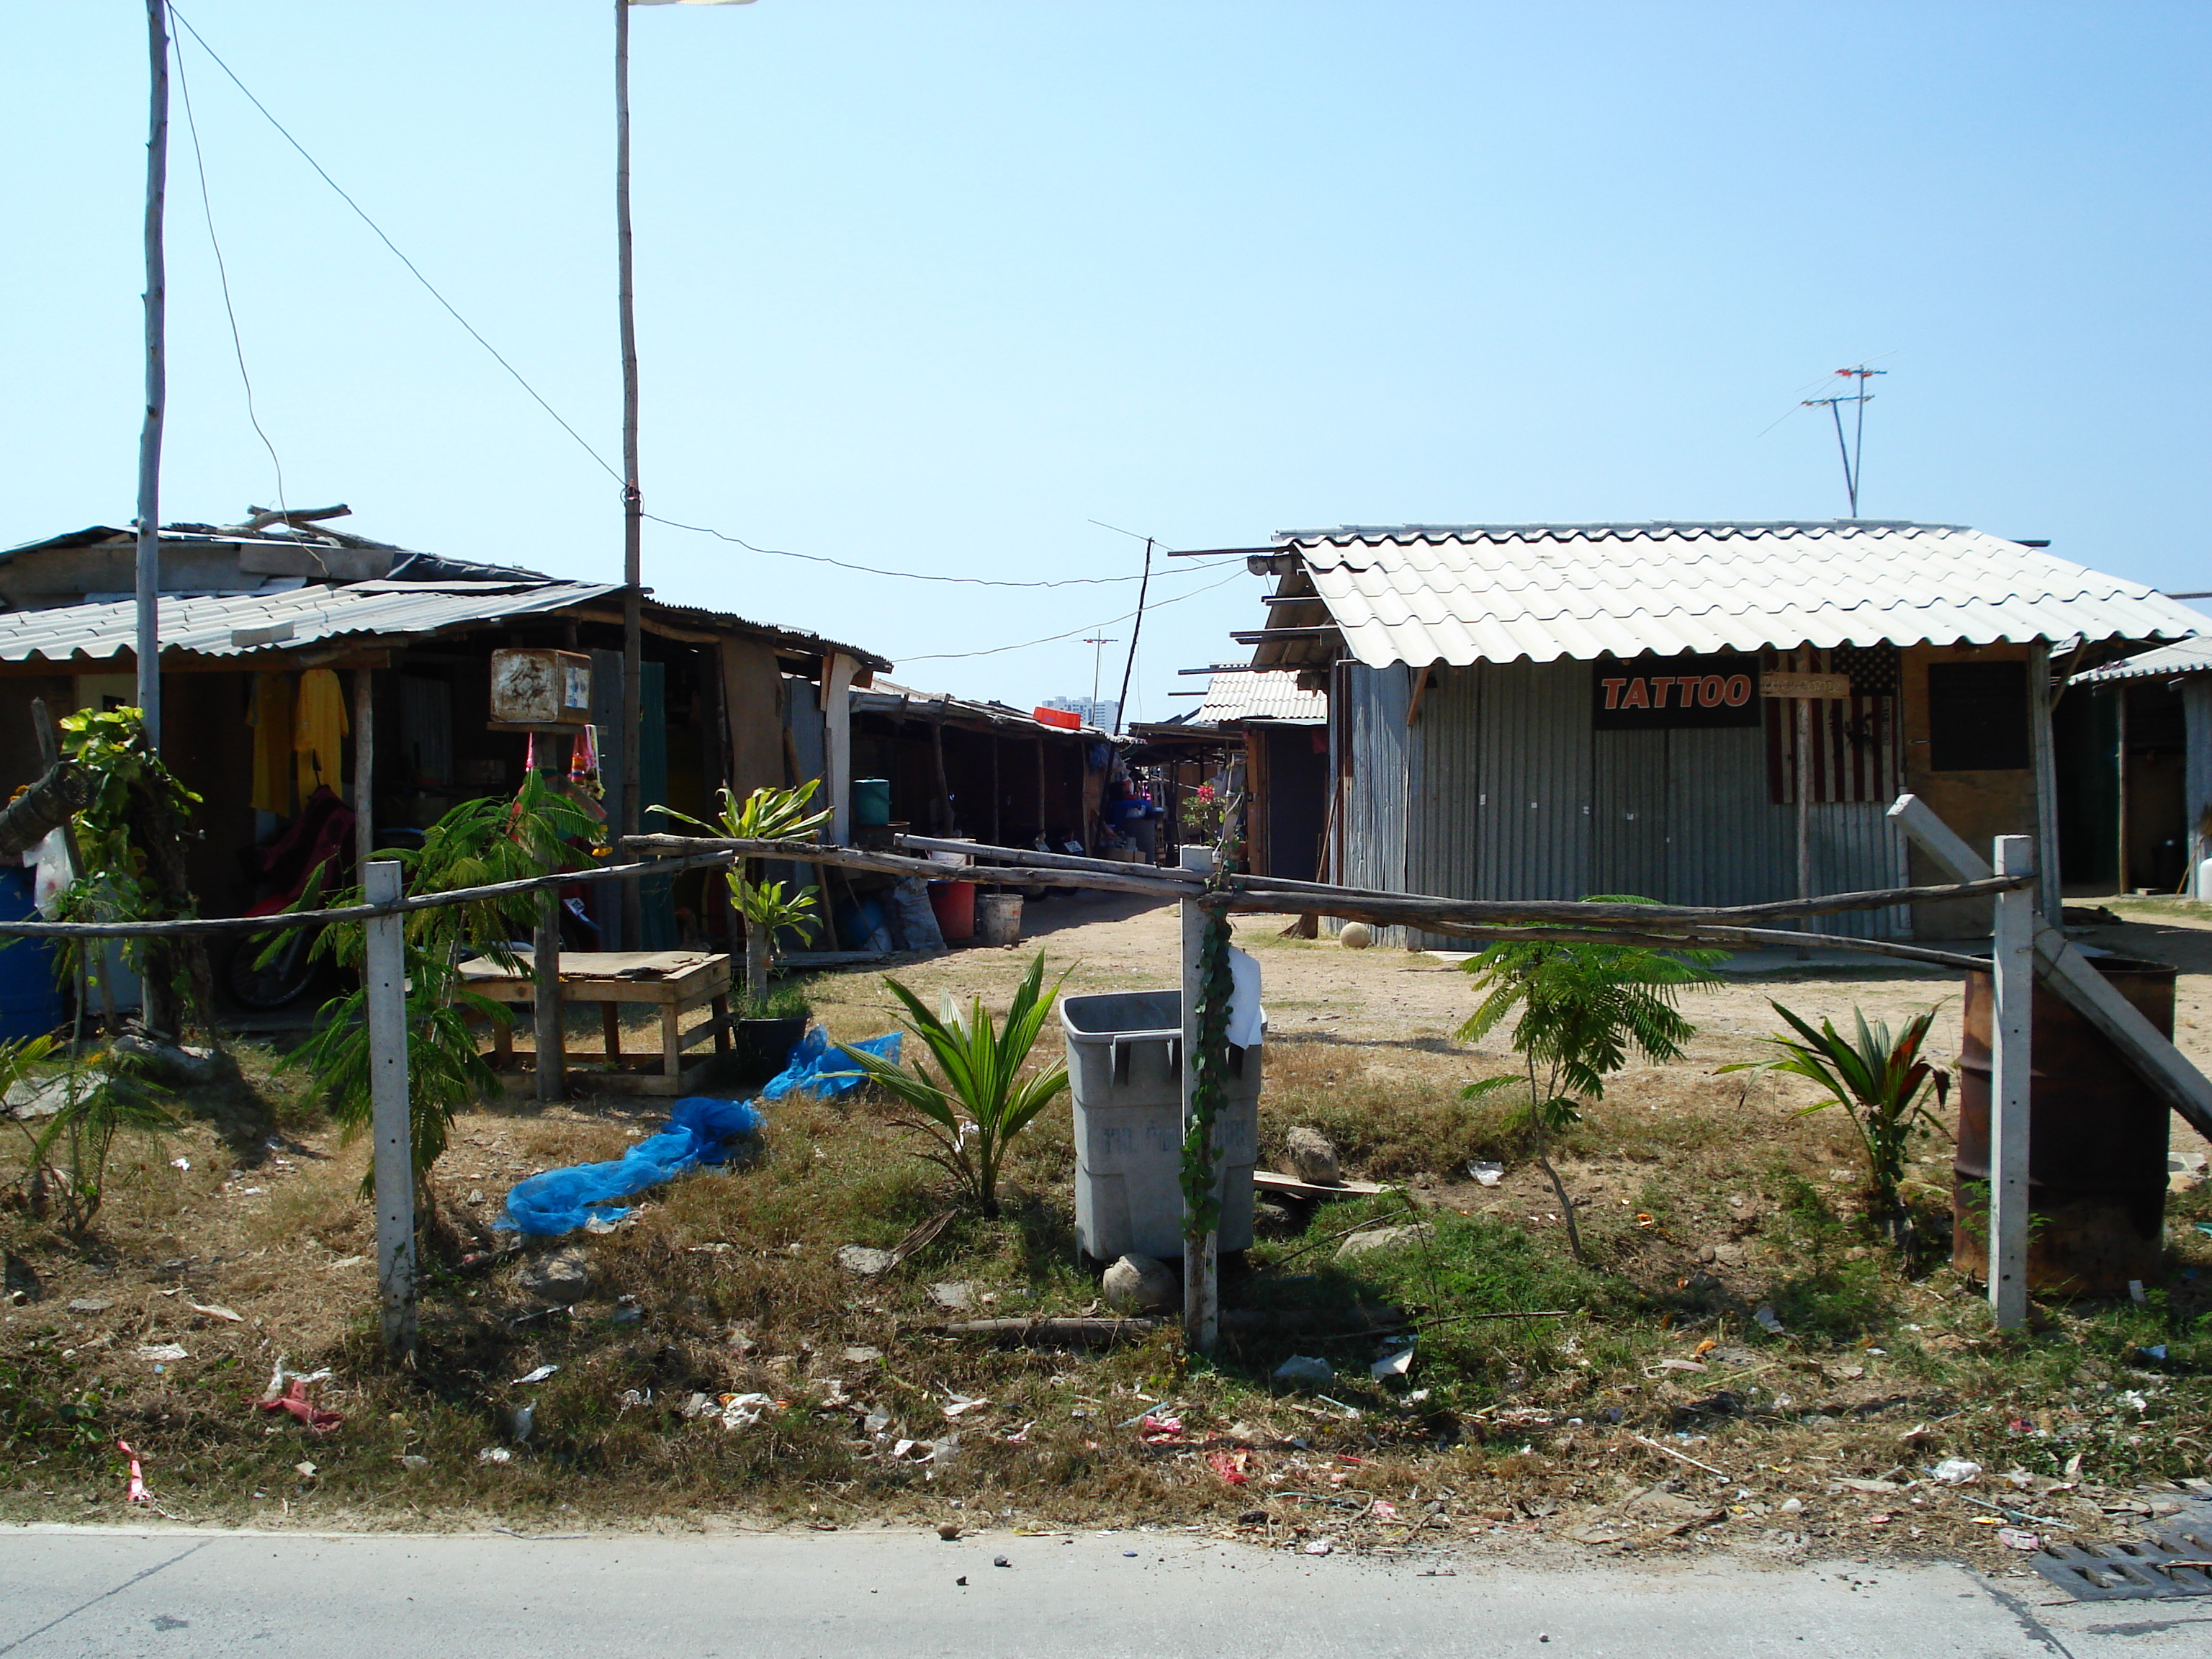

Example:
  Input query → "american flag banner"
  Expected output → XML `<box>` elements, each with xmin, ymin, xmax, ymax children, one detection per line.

<box><xmin>1765</xmin><ymin>643</ymin><xmax>1902</xmax><ymax>804</ymax></box>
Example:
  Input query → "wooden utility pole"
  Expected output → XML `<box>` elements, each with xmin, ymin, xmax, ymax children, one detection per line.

<box><xmin>616</xmin><ymin>0</ymin><xmax>644</xmax><ymax>947</ymax></box>
<box><xmin>534</xmin><ymin>889</ymin><xmax>565</xmax><ymax>1102</ymax></box>
<box><xmin>364</xmin><ymin>860</ymin><xmax>417</xmax><ymax>1359</ymax></box>
<box><xmin>135</xmin><ymin>0</ymin><xmax>169</xmax><ymax>745</ymax></box>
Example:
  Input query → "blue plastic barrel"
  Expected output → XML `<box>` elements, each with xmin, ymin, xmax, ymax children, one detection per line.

<box><xmin>0</xmin><ymin>868</ymin><xmax>63</xmax><ymax>1041</ymax></box>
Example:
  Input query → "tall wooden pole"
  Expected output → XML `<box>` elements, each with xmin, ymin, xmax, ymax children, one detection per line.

<box><xmin>534</xmin><ymin>888</ymin><xmax>565</xmax><ymax>1103</ymax></box>
<box><xmin>365</xmin><ymin>860</ymin><xmax>418</xmax><ymax>1359</ymax></box>
<box><xmin>1989</xmin><ymin>834</ymin><xmax>2035</xmax><ymax>1331</ymax></box>
<box><xmin>136</xmin><ymin>0</ymin><xmax>169</xmax><ymax>745</ymax></box>
<box><xmin>616</xmin><ymin>0</ymin><xmax>644</xmax><ymax>947</ymax></box>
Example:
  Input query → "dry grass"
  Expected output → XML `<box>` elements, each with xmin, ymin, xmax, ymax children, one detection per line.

<box><xmin>4</xmin><ymin>934</ymin><xmax>2209</xmax><ymax>1563</ymax></box>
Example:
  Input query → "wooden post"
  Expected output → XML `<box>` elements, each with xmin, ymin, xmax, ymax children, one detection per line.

<box><xmin>353</xmin><ymin>667</ymin><xmax>374</xmax><ymax>873</ymax></box>
<box><xmin>822</xmin><ymin>652</ymin><xmax>856</xmax><ymax>844</ymax></box>
<box><xmin>1891</xmin><ymin>791</ymin><xmax>2212</xmax><ymax>1145</ymax></box>
<box><xmin>135</xmin><ymin>0</ymin><xmax>168</xmax><ymax>746</ymax></box>
<box><xmin>364</xmin><ymin>859</ymin><xmax>416</xmax><ymax>1359</ymax></box>
<box><xmin>1179</xmin><ymin>845</ymin><xmax>1218</xmax><ymax>1354</ymax></box>
<box><xmin>2116</xmin><ymin>689</ymin><xmax>2131</xmax><ymax>894</ymax></box>
<box><xmin>990</xmin><ymin>734</ymin><xmax>1002</xmax><ymax>848</ymax></box>
<box><xmin>1795</xmin><ymin>649</ymin><xmax>1813</xmax><ymax>954</ymax></box>
<box><xmin>534</xmin><ymin>886</ymin><xmax>565</xmax><ymax>1102</ymax></box>
<box><xmin>616</xmin><ymin>0</ymin><xmax>645</xmax><ymax>950</ymax></box>
<box><xmin>2027</xmin><ymin>640</ymin><xmax>2064</xmax><ymax>921</ymax></box>
<box><xmin>1990</xmin><ymin>834</ymin><xmax>2034</xmax><ymax>1331</ymax></box>
<box><xmin>1035</xmin><ymin>737</ymin><xmax>1048</xmax><ymax>844</ymax></box>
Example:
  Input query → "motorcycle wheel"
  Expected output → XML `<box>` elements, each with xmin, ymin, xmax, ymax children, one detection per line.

<box><xmin>225</xmin><ymin>929</ymin><xmax>324</xmax><ymax>1010</ymax></box>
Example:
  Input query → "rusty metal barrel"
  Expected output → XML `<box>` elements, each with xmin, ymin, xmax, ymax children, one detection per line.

<box><xmin>1955</xmin><ymin>956</ymin><xmax>2174</xmax><ymax>1295</ymax></box>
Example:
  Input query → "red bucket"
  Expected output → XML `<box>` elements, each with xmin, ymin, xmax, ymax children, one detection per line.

<box><xmin>927</xmin><ymin>880</ymin><xmax>976</xmax><ymax>943</ymax></box>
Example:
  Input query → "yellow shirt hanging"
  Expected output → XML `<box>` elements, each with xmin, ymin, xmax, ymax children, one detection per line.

<box><xmin>247</xmin><ymin>671</ymin><xmax>297</xmax><ymax>815</ymax></box>
<box><xmin>295</xmin><ymin>668</ymin><xmax>351</xmax><ymax>801</ymax></box>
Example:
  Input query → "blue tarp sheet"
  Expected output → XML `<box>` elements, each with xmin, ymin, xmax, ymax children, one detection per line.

<box><xmin>495</xmin><ymin>1096</ymin><xmax>764</xmax><ymax>1237</ymax></box>
<box><xmin>760</xmin><ymin>1027</ymin><xmax>900</xmax><ymax>1101</ymax></box>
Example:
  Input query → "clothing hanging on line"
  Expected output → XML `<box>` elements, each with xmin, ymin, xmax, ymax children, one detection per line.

<box><xmin>295</xmin><ymin>668</ymin><xmax>350</xmax><ymax>802</ymax></box>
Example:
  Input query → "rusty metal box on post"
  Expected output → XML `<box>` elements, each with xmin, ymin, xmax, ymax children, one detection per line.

<box><xmin>490</xmin><ymin>649</ymin><xmax>592</xmax><ymax>730</ymax></box>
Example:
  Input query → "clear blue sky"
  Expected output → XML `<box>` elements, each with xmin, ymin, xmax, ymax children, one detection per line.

<box><xmin>5</xmin><ymin>3</ymin><xmax>2207</xmax><ymax>719</ymax></box>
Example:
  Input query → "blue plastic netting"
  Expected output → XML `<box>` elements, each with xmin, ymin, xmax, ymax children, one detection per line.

<box><xmin>495</xmin><ymin>1095</ymin><xmax>763</xmax><ymax>1237</ymax></box>
<box><xmin>759</xmin><ymin>1027</ymin><xmax>901</xmax><ymax>1102</ymax></box>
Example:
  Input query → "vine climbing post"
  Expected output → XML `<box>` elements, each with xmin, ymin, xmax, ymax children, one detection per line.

<box><xmin>364</xmin><ymin>859</ymin><xmax>417</xmax><ymax>1360</ymax></box>
<box><xmin>1179</xmin><ymin>844</ymin><xmax>1226</xmax><ymax>1354</ymax></box>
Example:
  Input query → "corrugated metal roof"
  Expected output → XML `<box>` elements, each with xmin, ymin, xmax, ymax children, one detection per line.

<box><xmin>2071</xmin><ymin>636</ymin><xmax>2212</xmax><ymax>685</ymax></box>
<box><xmin>851</xmin><ymin>678</ymin><xmax>1112</xmax><ymax>736</ymax></box>
<box><xmin>1196</xmin><ymin>670</ymin><xmax>1328</xmax><ymax>725</ymax></box>
<box><xmin>0</xmin><ymin>580</ymin><xmax>616</xmax><ymax>662</ymax></box>
<box><xmin>1260</xmin><ymin>521</ymin><xmax>2205</xmax><ymax>670</ymax></box>
<box><xmin>0</xmin><ymin>580</ymin><xmax>895</xmax><ymax>672</ymax></box>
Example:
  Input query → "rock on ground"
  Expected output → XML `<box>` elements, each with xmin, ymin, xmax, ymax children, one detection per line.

<box><xmin>517</xmin><ymin>1245</ymin><xmax>593</xmax><ymax>1300</ymax></box>
<box><xmin>1334</xmin><ymin>1223</ymin><xmax>1426</xmax><ymax>1263</ymax></box>
<box><xmin>1283</xmin><ymin>1126</ymin><xmax>1340</xmax><ymax>1186</ymax></box>
<box><xmin>1101</xmin><ymin>1253</ymin><xmax>1179</xmax><ymax>1312</ymax></box>
<box><xmin>1272</xmin><ymin>1354</ymin><xmax>1334</xmax><ymax>1388</ymax></box>
<box><xmin>836</xmin><ymin>1245</ymin><xmax>897</xmax><ymax>1277</ymax></box>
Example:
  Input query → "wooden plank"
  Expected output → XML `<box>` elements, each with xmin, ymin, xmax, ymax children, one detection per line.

<box><xmin>1991</xmin><ymin>835</ymin><xmax>2035</xmax><ymax>1331</ymax></box>
<box><xmin>1889</xmin><ymin>793</ymin><xmax>2212</xmax><ymax>1143</ymax></box>
<box><xmin>364</xmin><ymin>860</ymin><xmax>415</xmax><ymax>1360</ymax></box>
<box><xmin>1253</xmin><ymin>1170</ymin><xmax>1394</xmax><ymax>1200</ymax></box>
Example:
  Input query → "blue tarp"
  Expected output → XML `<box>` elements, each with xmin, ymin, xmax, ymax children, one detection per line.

<box><xmin>760</xmin><ymin>1026</ymin><xmax>901</xmax><ymax>1101</ymax></box>
<box><xmin>495</xmin><ymin>1096</ymin><xmax>764</xmax><ymax>1237</ymax></box>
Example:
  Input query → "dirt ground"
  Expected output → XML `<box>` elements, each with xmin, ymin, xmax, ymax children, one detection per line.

<box><xmin>5</xmin><ymin>889</ymin><xmax>2209</xmax><ymax>1566</ymax></box>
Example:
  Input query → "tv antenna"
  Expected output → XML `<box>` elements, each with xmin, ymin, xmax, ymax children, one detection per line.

<box><xmin>1802</xmin><ymin>366</ymin><xmax>1886</xmax><ymax>517</ymax></box>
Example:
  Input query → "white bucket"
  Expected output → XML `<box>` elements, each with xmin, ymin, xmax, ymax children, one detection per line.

<box><xmin>978</xmin><ymin>892</ymin><xmax>1024</xmax><ymax>946</ymax></box>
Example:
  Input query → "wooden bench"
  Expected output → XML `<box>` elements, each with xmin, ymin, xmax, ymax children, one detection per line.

<box><xmin>462</xmin><ymin>949</ymin><xmax>734</xmax><ymax>1097</ymax></box>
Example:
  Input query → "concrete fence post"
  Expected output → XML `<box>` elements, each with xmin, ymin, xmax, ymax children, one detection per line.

<box><xmin>1990</xmin><ymin>835</ymin><xmax>2035</xmax><ymax>1331</ymax></box>
<box><xmin>364</xmin><ymin>858</ymin><xmax>417</xmax><ymax>1359</ymax></box>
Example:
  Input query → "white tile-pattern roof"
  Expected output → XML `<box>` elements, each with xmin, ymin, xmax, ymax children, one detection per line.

<box><xmin>1196</xmin><ymin>670</ymin><xmax>1328</xmax><ymax>725</ymax></box>
<box><xmin>2072</xmin><ymin>636</ymin><xmax>2212</xmax><ymax>685</ymax></box>
<box><xmin>1272</xmin><ymin>522</ymin><xmax>2204</xmax><ymax>669</ymax></box>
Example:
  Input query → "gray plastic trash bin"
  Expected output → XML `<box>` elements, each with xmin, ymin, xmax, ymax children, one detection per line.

<box><xmin>1061</xmin><ymin>988</ymin><xmax>1261</xmax><ymax>1262</ymax></box>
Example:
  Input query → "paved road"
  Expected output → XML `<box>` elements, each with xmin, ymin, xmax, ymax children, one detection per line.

<box><xmin>4</xmin><ymin>1527</ymin><xmax>2206</xmax><ymax>1658</ymax></box>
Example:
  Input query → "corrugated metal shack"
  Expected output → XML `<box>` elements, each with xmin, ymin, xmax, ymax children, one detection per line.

<box><xmin>0</xmin><ymin>516</ymin><xmax>889</xmax><ymax>951</ymax></box>
<box><xmin>1143</xmin><ymin>672</ymin><xmax>1331</xmax><ymax>881</ymax></box>
<box><xmin>2066</xmin><ymin>637</ymin><xmax>2212</xmax><ymax>896</ymax></box>
<box><xmin>847</xmin><ymin>679</ymin><xmax>1115</xmax><ymax>850</ymax></box>
<box><xmin>1236</xmin><ymin>522</ymin><xmax>2204</xmax><ymax>945</ymax></box>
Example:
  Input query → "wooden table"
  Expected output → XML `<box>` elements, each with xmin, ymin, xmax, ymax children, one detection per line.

<box><xmin>461</xmin><ymin>949</ymin><xmax>734</xmax><ymax>1097</ymax></box>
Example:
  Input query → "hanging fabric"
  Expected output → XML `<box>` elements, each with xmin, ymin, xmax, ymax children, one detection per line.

<box><xmin>247</xmin><ymin>671</ymin><xmax>297</xmax><ymax>816</ymax></box>
<box><xmin>294</xmin><ymin>668</ymin><xmax>350</xmax><ymax>802</ymax></box>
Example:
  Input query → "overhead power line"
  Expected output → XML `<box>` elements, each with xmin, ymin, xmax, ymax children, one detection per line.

<box><xmin>171</xmin><ymin>20</ymin><xmax>289</xmax><ymax>524</ymax></box>
<box><xmin>897</xmin><ymin>569</ymin><xmax>1247</xmax><ymax>662</ymax></box>
<box><xmin>164</xmin><ymin>8</ymin><xmax>1258</xmax><ymax>598</ymax></box>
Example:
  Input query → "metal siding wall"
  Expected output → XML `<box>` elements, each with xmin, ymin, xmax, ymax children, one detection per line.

<box><xmin>1339</xmin><ymin>664</ymin><xmax>1411</xmax><ymax>911</ymax></box>
<box><xmin>1592</xmin><ymin>731</ymin><xmax>1671</xmax><ymax>899</ymax></box>
<box><xmin>1803</xmin><ymin>802</ymin><xmax>1910</xmax><ymax>937</ymax></box>
<box><xmin>1665</xmin><ymin>726</ymin><xmax>1791</xmax><ymax>908</ymax></box>
<box><xmin>1472</xmin><ymin>660</ymin><xmax>1591</xmax><ymax>906</ymax></box>
<box><xmin>1352</xmin><ymin>661</ymin><xmax>1909</xmax><ymax>948</ymax></box>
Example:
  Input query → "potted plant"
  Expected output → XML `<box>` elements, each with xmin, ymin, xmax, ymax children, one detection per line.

<box><xmin>733</xmin><ymin>877</ymin><xmax>820</xmax><ymax>1076</ymax></box>
<box><xmin>655</xmin><ymin>781</ymin><xmax>830</xmax><ymax>1078</ymax></box>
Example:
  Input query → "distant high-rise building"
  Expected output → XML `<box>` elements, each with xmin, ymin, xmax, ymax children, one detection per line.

<box><xmin>1042</xmin><ymin>696</ymin><xmax>1118</xmax><ymax>731</ymax></box>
